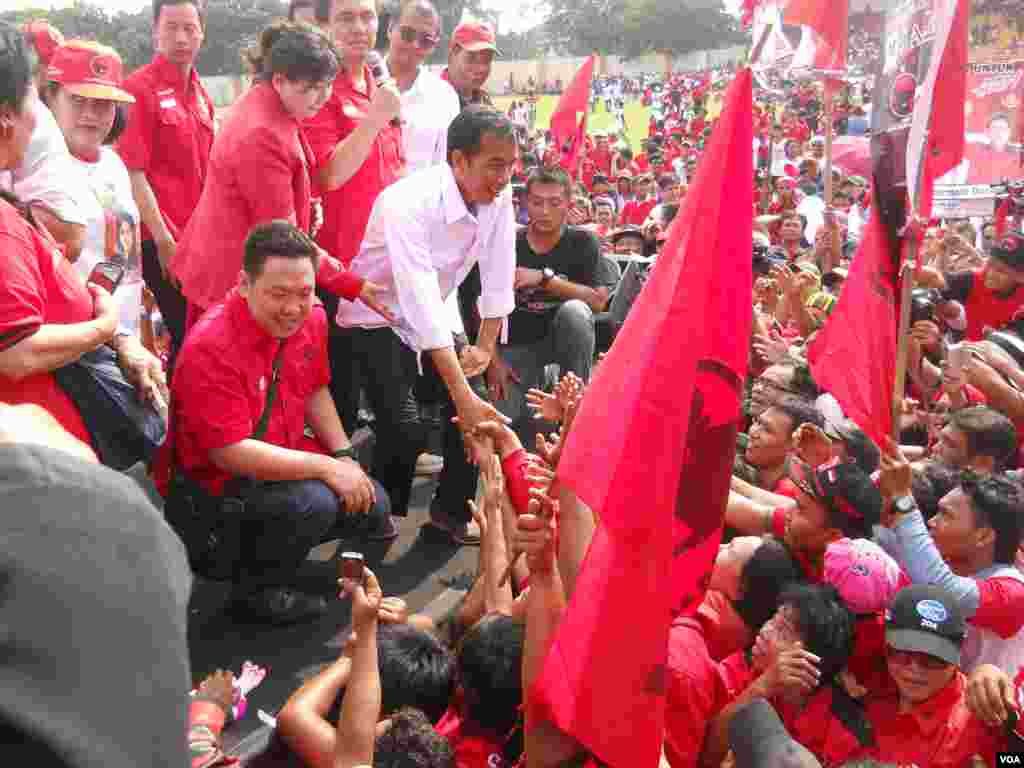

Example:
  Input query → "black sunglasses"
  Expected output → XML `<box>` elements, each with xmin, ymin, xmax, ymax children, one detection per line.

<box><xmin>398</xmin><ymin>25</ymin><xmax>438</xmax><ymax>49</ymax></box>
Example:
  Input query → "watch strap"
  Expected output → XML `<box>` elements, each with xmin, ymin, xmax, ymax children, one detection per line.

<box><xmin>331</xmin><ymin>446</ymin><xmax>357</xmax><ymax>461</ymax></box>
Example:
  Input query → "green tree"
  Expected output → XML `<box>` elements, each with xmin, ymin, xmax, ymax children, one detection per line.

<box><xmin>622</xmin><ymin>0</ymin><xmax>745</xmax><ymax>58</ymax></box>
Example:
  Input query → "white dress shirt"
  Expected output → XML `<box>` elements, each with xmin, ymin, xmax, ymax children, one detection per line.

<box><xmin>399</xmin><ymin>68</ymin><xmax>461</xmax><ymax>174</ymax></box>
<box><xmin>337</xmin><ymin>163</ymin><xmax>516</xmax><ymax>355</ymax></box>
<box><xmin>398</xmin><ymin>67</ymin><xmax>465</xmax><ymax>335</ymax></box>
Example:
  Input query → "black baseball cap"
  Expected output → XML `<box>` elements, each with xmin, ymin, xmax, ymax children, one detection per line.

<box><xmin>788</xmin><ymin>459</ymin><xmax>882</xmax><ymax>533</ymax></box>
<box><xmin>992</xmin><ymin>231</ymin><xmax>1024</xmax><ymax>270</ymax></box>
<box><xmin>886</xmin><ymin>584</ymin><xmax>966</xmax><ymax>667</ymax></box>
<box><xmin>592</xmin><ymin>173</ymin><xmax>610</xmax><ymax>185</ymax></box>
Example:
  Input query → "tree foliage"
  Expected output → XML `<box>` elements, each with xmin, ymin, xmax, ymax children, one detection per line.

<box><xmin>539</xmin><ymin>0</ymin><xmax>744</xmax><ymax>58</ymax></box>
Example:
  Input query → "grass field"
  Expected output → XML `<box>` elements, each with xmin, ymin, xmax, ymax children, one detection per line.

<box><xmin>493</xmin><ymin>91</ymin><xmax>726</xmax><ymax>151</ymax></box>
<box><xmin>493</xmin><ymin>94</ymin><xmax>653</xmax><ymax>150</ymax></box>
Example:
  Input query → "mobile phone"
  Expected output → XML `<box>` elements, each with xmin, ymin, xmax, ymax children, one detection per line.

<box><xmin>339</xmin><ymin>551</ymin><xmax>365</xmax><ymax>583</ymax></box>
<box><xmin>88</xmin><ymin>261</ymin><xmax>125</xmax><ymax>294</ymax></box>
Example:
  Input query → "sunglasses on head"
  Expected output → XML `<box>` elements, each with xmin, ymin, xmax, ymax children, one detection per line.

<box><xmin>397</xmin><ymin>25</ymin><xmax>438</xmax><ymax>49</ymax></box>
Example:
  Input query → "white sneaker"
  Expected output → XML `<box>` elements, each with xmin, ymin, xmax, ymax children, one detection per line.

<box><xmin>416</xmin><ymin>453</ymin><xmax>444</xmax><ymax>476</ymax></box>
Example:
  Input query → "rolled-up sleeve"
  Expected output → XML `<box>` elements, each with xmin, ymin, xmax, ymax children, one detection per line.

<box><xmin>387</xmin><ymin>209</ymin><xmax>452</xmax><ymax>351</ymax></box>
<box><xmin>477</xmin><ymin>195</ymin><xmax>516</xmax><ymax>320</ymax></box>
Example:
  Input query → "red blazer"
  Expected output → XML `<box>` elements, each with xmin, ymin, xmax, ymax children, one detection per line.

<box><xmin>173</xmin><ymin>82</ymin><xmax>362</xmax><ymax>311</ymax></box>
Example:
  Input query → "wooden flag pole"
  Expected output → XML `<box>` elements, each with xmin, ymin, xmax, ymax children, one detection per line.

<box><xmin>891</xmin><ymin>149</ymin><xmax>930</xmax><ymax>443</ymax></box>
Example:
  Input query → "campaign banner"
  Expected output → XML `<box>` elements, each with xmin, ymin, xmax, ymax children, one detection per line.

<box><xmin>969</xmin><ymin>0</ymin><xmax>1024</xmax><ymax>64</ymax></box>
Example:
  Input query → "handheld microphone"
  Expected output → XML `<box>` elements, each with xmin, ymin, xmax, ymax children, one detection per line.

<box><xmin>366</xmin><ymin>51</ymin><xmax>401</xmax><ymax>128</ymax></box>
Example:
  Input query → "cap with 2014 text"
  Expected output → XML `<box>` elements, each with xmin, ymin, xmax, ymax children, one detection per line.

<box><xmin>885</xmin><ymin>584</ymin><xmax>966</xmax><ymax>667</ymax></box>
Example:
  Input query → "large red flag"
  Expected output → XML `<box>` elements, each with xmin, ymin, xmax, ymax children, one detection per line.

<box><xmin>533</xmin><ymin>70</ymin><xmax>754</xmax><ymax>768</ymax></box>
<box><xmin>549</xmin><ymin>56</ymin><xmax>595</xmax><ymax>152</ymax></box>
<box><xmin>784</xmin><ymin>0</ymin><xmax>848</xmax><ymax>72</ymax></box>
<box><xmin>906</xmin><ymin>0</ymin><xmax>969</xmax><ymax>218</ymax></box>
<box><xmin>807</xmin><ymin>195</ymin><xmax>898</xmax><ymax>449</ymax></box>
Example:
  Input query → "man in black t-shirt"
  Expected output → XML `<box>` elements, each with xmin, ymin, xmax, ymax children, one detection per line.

<box><xmin>485</xmin><ymin>167</ymin><xmax>611</xmax><ymax>440</ymax></box>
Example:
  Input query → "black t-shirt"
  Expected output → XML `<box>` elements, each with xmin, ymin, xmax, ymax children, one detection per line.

<box><xmin>510</xmin><ymin>226</ymin><xmax>601</xmax><ymax>345</ymax></box>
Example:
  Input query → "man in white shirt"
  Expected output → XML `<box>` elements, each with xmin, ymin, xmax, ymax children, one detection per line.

<box><xmin>385</xmin><ymin>0</ymin><xmax>460</xmax><ymax>173</ymax></box>
<box><xmin>385</xmin><ymin>0</ymin><xmax>464</xmax><ymax>478</ymax></box>
<box><xmin>336</xmin><ymin>106</ymin><xmax>516</xmax><ymax>545</ymax></box>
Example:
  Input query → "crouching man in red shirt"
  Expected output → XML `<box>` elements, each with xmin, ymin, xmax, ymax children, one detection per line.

<box><xmin>167</xmin><ymin>221</ymin><xmax>393</xmax><ymax>626</ymax></box>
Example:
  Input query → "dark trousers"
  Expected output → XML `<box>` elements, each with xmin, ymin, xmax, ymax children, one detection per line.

<box><xmin>234</xmin><ymin>477</ymin><xmax>390</xmax><ymax>589</ymax></box>
<box><xmin>141</xmin><ymin>239</ymin><xmax>188</xmax><ymax>357</ymax></box>
<box><xmin>329</xmin><ymin>327</ymin><xmax>476</xmax><ymax>523</ymax></box>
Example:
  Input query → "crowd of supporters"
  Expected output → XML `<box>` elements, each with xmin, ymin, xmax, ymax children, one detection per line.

<box><xmin>2</xmin><ymin>0</ymin><xmax>1024</xmax><ymax>767</ymax></box>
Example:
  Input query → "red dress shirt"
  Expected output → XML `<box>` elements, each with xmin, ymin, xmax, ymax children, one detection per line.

<box><xmin>861</xmin><ymin>672</ymin><xmax>1004</xmax><ymax>767</ymax></box>
<box><xmin>303</xmin><ymin>67</ymin><xmax>406</xmax><ymax>268</ymax></box>
<box><xmin>171</xmin><ymin>289</ymin><xmax>331</xmax><ymax>495</ymax></box>
<box><xmin>116</xmin><ymin>55</ymin><xmax>215</xmax><ymax>242</ymax></box>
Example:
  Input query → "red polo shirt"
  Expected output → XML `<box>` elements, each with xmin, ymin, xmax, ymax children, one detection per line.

<box><xmin>861</xmin><ymin>672</ymin><xmax>1004</xmax><ymax>767</ymax></box>
<box><xmin>665</xmin><ymin>613</ymin><xmax>744</xmax><ymax>768</ymax></box>
<box><xmin>171</xmin><ymin>289</ymin><xmax>331</xmax><ymax>495</ymax></box>
<box><xmin>116</xmin><ymin>55</ymin><xmax>215</xmax><ymax>243</ymax></box>
<box><xmin>0</xmin><ymin>201</ymin><xmax>92</xmax><ymax>447</ymax></box>
<box><xmin>303</xmin><ymin>68</ymin><xmax>405</xmax><ymax>267</ymax></box>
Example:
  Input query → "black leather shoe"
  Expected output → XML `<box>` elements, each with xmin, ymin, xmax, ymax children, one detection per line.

<box><xmin>228</xmin><ymin>587</ymin><xmax>328</xmax><ymax>626</ymax></box>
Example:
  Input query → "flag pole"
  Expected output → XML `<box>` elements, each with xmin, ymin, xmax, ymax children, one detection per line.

<box><xmin>890</xmin><ymin>149</ymin><xmax>930</xmax><ymax>442</ymax></box>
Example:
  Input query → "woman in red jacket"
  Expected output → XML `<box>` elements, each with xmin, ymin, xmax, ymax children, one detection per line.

<box><xmin>173</xmin><ymin>21</ymin><xmax>388</xmax><ymax>324</ymax></box>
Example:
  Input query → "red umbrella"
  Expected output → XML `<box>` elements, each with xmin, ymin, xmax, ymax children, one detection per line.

<box><xmin>830</xmin><ymin>135</ymin><xmax>872</xmax><ymax>178</ymax></box>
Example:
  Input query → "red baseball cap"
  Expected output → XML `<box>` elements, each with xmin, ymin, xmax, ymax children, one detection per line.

<box><xmin>47</xmin><ymin>41</ymin><xmax>135</xmax><ymax>103</ymax></box>
<box><xmin>23</xmin><ymin>19</ymin><xmax>65</xmax><ymax>68</ymax></box>
<box><xmin>450</xmin><ymin>20</ymin><xmax>499</xmax><ymax>54</ymax></box>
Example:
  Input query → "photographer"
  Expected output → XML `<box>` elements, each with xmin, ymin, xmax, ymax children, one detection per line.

<box><xmin>916</xmin><ymin>230</ymin><xmax>1024</xmax><ymax>342</ymax></box>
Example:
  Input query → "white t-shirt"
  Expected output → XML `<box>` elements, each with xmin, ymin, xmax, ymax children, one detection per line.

<box><xmin>70</xmin><ymin>147</ymin><xmax>144</xmax><ymax>334</ymax></box>
<box><xmin>399</xmin><ymin>68</ymin><xmax>461</xmax><ymax>175</ymax></box>
<box><xmin>0</xmin><ymin>100</ymin><xmax>101</xmax><ymax>227</ymax></box>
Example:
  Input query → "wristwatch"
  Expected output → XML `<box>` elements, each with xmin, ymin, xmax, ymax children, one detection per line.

<box><xmin>892</xmin><ymin>495</ymin><xmax>917</xmax><ymax>516</ymax></box>
<box><xmin>331</xmin><ymin>446</ymin><xmax>357</xmax><ymax>461</ymax></box>
<box><xmin>540</xmin><ymin>267</ymin><xmax>555</xmax><ymax>286</ymax></box>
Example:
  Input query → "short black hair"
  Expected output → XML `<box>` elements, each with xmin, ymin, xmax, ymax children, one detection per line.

<box><xmin>374</xmin><ymin>708</ymin><xmax>454</xmax><ymax>768</ymax></box>
<box><xmin>105</xmin><ymin>104</ymin><xmax>129</xmax><ymax>145</ymax></box>
<box><xmin>962</xmin><ymin>474</ymin><xmax>1024</xmax><ymax>566</ymax></box>
<box><xmin>525</xmin><ymin>167</ymin><xmax>572</xmax><ymax>199</ymax></box>
<box><xmin>393</xmin><ymin>0</ymin><xmax>440</xmax><ymax>27</ymax></box>
<box><xmin>911</xmin><ymin>463</ymin><xmax>962</xmax><ymax>521</ymax></box>
<box><xmin>457</xmin><ymin>614</ymin><xmax>523</xmax><ymax>735</ymax></box>
<box><xmin>153</xmin><ymin>0</ymin><xmax>205</xmax><ymax>25</ymax></box>
<box><xmin>243</xmin><ymin>20</ymin><xmax>340</xmax><ymax>83</ymax></box>
<box><xmin>377</xmin><ymin>624</ymin><xmax>455</xmax><ymax>724</ymax></box>
<box><xmin>447</xmin><ymin>106</ymin><xmax>516</xmax><ymax>165</ymax></box>
<box><xmin>0</xmin><ymin>22</ymin><xmax>33</xmax><ymax>115</ymax></box>
<box><xmin>950</xmin><ymin>406</ymin><xmax>1018</xmax><ymax>470</ymax></box>
<box><xmin>772</xmin><ymin>396</ymin><xmax>824</xmax><ymax>434</ymax></box>
<box><xmin>242</xmin><ymin>220</ymin><xmax>319</xmax><ymax>278</ymax></box>
<box><xmin>780</xmin><ymin>583</ymin><xmax>855</xmax><ymax>685</ymax></box>
<box><xmin>734</xmin><ymin>537</ymin><xmax>805</xmax><ymax>630</ymax></box>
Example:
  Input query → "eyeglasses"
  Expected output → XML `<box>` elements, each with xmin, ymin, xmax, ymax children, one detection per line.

<box><xmin>886</xmin><ymin>646</ymin><xmax>951</xmax><ymax>672</ymax></box>
<box><xmin>398</xmin><ymin>25</ymin><xmax>438</xmax><ymax>49</ymax></box>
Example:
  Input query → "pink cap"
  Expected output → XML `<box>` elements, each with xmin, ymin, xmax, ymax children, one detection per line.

<box><xmin>450</xmin><ymin>21</ymin><xmax>499</xmax><ymax>54</ymax></box>
<box><xmin>824</xmin><ymin>538</ymin><xmax>902</xmax><ymax>615</ymax></box>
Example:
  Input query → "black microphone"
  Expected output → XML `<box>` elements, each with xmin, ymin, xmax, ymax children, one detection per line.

<box><xmin>366</xmin><ymin>51</ymin><xmax>401</xmax><ymax>128</ymax></box>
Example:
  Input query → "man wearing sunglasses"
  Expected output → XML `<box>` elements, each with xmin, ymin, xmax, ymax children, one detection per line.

<box><xmin>385</xmin><ymin>0</ymin><xmax>459</xmax><ymax>174</ymax></box>
<box><xmin>862</xmin><ymin>585</ymin><xmax>1006</xmax><ymax>765</ymax></box>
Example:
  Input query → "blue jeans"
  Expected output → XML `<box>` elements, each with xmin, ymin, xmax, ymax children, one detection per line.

<box><xmin>234</xmin><ymin>478</ymin><xmax>390</xmax><ymax>588</ymax></box>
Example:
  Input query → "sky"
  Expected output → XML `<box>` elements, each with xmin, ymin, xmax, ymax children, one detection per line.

<box><xmin>12</xmin><ymin>0</ymin><xmax>551</xmax><ymax>32</ymax></box>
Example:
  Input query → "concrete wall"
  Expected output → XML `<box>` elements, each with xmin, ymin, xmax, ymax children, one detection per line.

<box><xmin>203</xmin><ymin>45</ymin><xmax>748</xmax><ymax>105</ymax></box>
